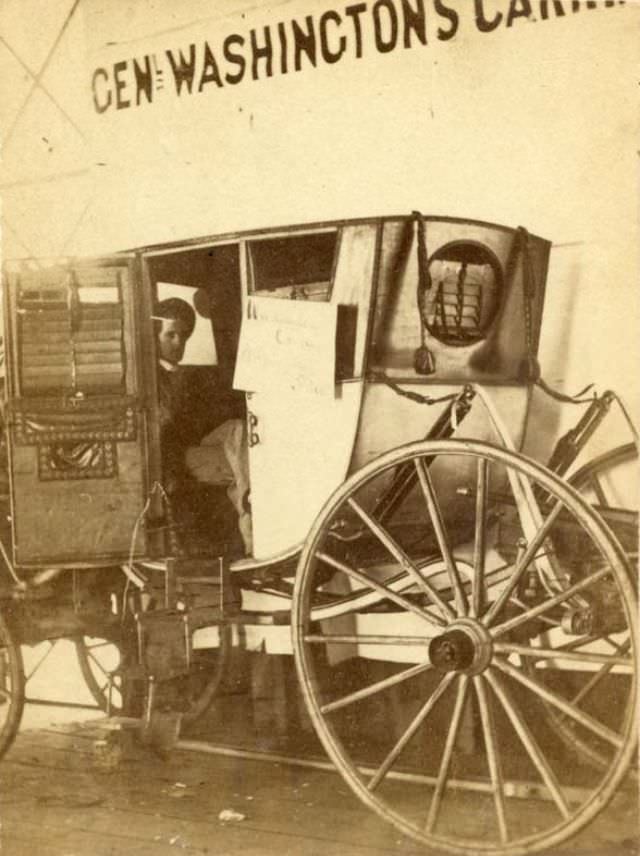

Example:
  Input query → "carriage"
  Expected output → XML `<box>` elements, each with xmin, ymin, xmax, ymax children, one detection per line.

<box><xmin>0</xmin><ymin>212</ymin><xmax>637</xmax><ymax>856</ymax></box>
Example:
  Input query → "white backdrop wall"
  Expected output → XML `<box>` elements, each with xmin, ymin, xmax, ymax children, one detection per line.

<box><xmin>1</xmin><ymin>0</ymin><xmax>638</xmax><ymax>448</ymax></box>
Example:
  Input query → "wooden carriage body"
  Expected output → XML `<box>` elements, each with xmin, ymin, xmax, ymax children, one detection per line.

<box><xmin>1</xmin><ymin>214</ymin><xmax>549</xmax><ymax>570</ymax></box>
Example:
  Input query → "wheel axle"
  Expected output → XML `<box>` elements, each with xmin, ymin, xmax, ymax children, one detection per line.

<box><xmin>429</xmin><ymin>629</ymin><xmax>475</xmax><ymax>672</ymax></box>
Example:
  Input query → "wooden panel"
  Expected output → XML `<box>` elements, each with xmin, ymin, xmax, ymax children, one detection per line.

<box><xmin>370</xmin><ymin>217</ymin><xmax>550</xmax><ymax>383</ymax></box>
<box><xmin>351</xmin><ymin>384</ymin><xmax>530</xmax><ymax>470</ymax></box>
<box><xmin>11</xmin><ymin>428</ymin><xmax>148</xmax><ymax>565</ymax></box>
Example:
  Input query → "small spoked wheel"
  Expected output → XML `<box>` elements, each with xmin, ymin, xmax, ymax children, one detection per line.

<box><xmin>76</xmin><ymin>628</ymin><xmax>231</xmax><ymax>725</ymax></box>
<box><xmin>0</xmin><ymin>612</ymin><xmax>25</xmax><ymax>759</ymax></box>
<box><xmin>292</xmin><ymin>439</ymin><xmax>637</xmax><ymax>856</ymax></box>
<box><xmin>169</xmin><ymin>627</ymin><xmax>232</xmax><ymax>725</ymax></box>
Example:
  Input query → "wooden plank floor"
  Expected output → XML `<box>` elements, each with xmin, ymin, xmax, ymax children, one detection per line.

<box><xmin>0</xmin><ymin>719</ymin><xmax>638</xmax><ymax>856</ymax></box>
<box><xmin>3</xmin><ymin>646</ymin><xmax>639</xmax><ymax>856</ymax></box>
<box><xmin>1</xmin><ymin>722</ymin><xmax>427</xmax><ymax>856</ymax></box>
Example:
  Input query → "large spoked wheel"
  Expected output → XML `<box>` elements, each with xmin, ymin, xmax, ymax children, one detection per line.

<box><xmin>292</xmin><ymin>439</ymin><xmax>638</xmax><ymax>856</ymax></box>
<box><xmin>0</xmin><ymin>611</ymin><xmax>25</xmax><ymax>759</ymax></box>
<box><xmin>76</xmin><ymin>627</ymin><xmax>231</xmax><ymax>724</ymax></box>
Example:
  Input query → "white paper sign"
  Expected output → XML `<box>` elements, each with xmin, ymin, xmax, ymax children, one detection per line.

<box><xmin>233</xmin><ymin>297</ymin><xmax>337</xmax><ymax>397</ymax></box>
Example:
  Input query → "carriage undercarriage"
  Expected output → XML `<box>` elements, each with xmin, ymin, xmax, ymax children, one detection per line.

<box><xmin>1</xmin><ymin>214</ymin><xmax>637</xmax><ymax>855</ymax></box>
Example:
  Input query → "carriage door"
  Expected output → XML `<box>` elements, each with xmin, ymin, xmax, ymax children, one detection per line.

<box><xmin>3</xmin><ymin>257</ymin><xmax>154</xmax><ymax>567</ymax></box>
<box><xmin>236</xmin><ymin>226</ymin><xmax>377</xmax><ymax>558</ymax></box>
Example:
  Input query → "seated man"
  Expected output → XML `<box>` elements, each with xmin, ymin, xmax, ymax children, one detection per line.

<box><xmin>154</xmin><ymin>297</ymin><xmax>252</xmax><ymax>556</ymax></box>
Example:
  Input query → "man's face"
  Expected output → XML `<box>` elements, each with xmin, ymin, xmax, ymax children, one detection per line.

<box><xmin>158</xmin><ymin>318</ymin><xmax>190</xmax><ymax>365</ymax></box>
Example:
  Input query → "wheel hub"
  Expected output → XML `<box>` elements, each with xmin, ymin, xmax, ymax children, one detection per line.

<box><xmin>428</xmin><ymin>618</ymin><xmax>493</xmax><ymax>675</ymax></box>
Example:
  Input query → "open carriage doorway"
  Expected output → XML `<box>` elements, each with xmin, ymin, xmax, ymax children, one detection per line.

<box><xmin>143</xmin><ymin>243</ymin><xmax>249</xmax><ymax>558</ymax></box>
<box><xmin>144</xmin><ymin>243</ymin><xmax>243</xmax><ymax>387</ymax></box>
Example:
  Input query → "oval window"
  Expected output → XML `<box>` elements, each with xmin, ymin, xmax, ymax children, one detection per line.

<box><xmin>421</xmin><ymin>242</ymin><xmax>503</xmax><ymax>347</ymax></box>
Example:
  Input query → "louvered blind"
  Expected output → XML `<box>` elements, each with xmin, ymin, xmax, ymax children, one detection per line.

<box><xmin>19</xmin><ymin>285</ymin><xmax>73</xmax><ymax>394</ymax></box>
<box><xmin>18</xmin><ymin>268</ymin><xmax>125</xmax><ymax>396</ymax></box>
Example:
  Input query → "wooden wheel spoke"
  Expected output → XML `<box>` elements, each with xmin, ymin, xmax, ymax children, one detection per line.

<box><xmin>509</xmin><ymin>595</ymin><xmax>560</xmax><ymax>628</ymax></box>
<box><xmin>590</xmin><ymin>477</ymin><xmax>608</xmax><ymax>507</ymax></box>
<box><xmin>367</xmin><ymin>672</ymin><xmax>456</xmax><ymax>793</ymax></box>
<box><xmin>87</xmin><ymin>651</ymin><xmax>113</xmax><ymax>680</ymax></box>
<box><xmin>346</xmin><ymin>497</ymin><xmax>455</xmax><ymax>623</ymax></box>
<box><xmin>320</xmin><ymin>662</ymin><xmax>433</xmax><ymax>714</ymax></box>
<box><xmin>490</xmin><ymin>565</ymin><xmax>612</xmax><ymax>639</ymax></box>
<box><xmin>0</xmin><ymin>686</ymin><xmax>12</xmax><ymax>701</ymax></box>
<box><xmin>471</xmin><ymin>458</ymin><xmax>489</xmax><ymax>617</ymax></box>
<box><xmin>482</xmin><ymin>500</ymin><xmax>563</xmax><ymax>627</ymax></box>
<box><xmin>414</xmin><ymin>458</ymin><xmax>467</xmax><ymax>616</ymax></box>
<box><xmin>473</xmin><ymin>675</ymin><xmax>508</xmax><ymax>844</ymax></box>
<box><xmin>304</xmin><ymin>634</ymin><xmax>431</xmax><ymax>647</ymax></box>
<box><xmin>86</xmin><ymin>641</ymin><xmax>113</xmax><ymax>652</ymax></box>
<box><xmin>485</xmin><ymin>667</ymin><xmax>571</xmax><ymax>820</ymax></box>
<box><xmin>493</xmin><ymin>642</ymin><xmax>631</xmax><ymax>668</ymax></box>
<box><xmin>493</xmin><ymin>657</ymin><xmax>623</xmax><ymax>748</ymax></box>
<box><xmin>316</xmin><ymin>551</ymin><xmax>444</xmax><ymax>628</ymax></box>
<box><xmin>569</xmin><ymin>638</ymin><xmax>631</xmax><ymax>708</ymax></box>
<box><xmin>554</xmin><ymin>634</ymin><xmax>603</xmax><ymax>653</ymax></box>
<box><xmin>425</xmin><ymin>675</ymin><xmax>469</xmax><ymax>833</ymax></box>
<box><xmin>603</xmin><ymin>635</ymin><xmax>630</xmax><ymax>652</ymax></box>
<box><xmin>24</xmin><ymin>641</ymin><xmax>57</xmax><ymax>682</ymax></box>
